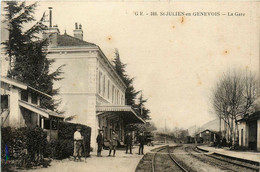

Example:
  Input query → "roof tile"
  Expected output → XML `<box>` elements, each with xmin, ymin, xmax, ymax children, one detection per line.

<box><xmin>57</xmin><ymin>34</ymin><xmax>96</xmax><ymax>47</ymax></box>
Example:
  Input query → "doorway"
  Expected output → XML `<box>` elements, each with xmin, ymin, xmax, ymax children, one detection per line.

<box><xmin>248</xmin><ymin>120</ymin><xmax>257</xmax><ymax>150</ymax></box>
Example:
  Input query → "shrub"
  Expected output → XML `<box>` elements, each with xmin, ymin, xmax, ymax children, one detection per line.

<box><xmin>1</xmin><ymin>122</ymin><xmax>91</xmax><ymax>168</ymax></box>
<box><xmin>233</xmin><ymin>146</ymin><xmax>249</xmax><ymax>151</ymax></box>
<box><xmin>1</xmin><ymin>127</ymin><xmax>50</xmax><ymax>169</ymax></box>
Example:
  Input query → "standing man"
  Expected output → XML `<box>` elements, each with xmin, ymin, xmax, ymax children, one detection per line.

<box><xmin>125</xmin><ymin>132</ymin><xmax>133</xmax><ymax>154</ymax></box>
<box><xmin>138</xmin><ymin>132</ymin><xmax>145</xmax><ymax>155</ymax></box>
<box><xmin>74</xmin><ymin>126</ymin><xmax>83</xmax><ymax>161</ymax></box>
<box><xmin>109</xmin><ymin>130</ymin><xmax>118</xmax><ymax>157</ymax></box>
<box><xmin>96</xmin><ymin>130</ymin><xmax>104</xmax><ymax>157</ymax></box>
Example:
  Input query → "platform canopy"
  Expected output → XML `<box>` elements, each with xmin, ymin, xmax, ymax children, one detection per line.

<box><xmin>96</xmin><ymin>104</ymin><xmax>145</xmax><ymax>124</ymax></box>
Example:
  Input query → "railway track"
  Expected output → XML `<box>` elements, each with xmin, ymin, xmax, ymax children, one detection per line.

<box><xmin>184</xmin><ymin>146</ymin><xmax>259</xmax><ymax>172</ymax></box>
<box><xmin>152</xmin><ymin>145</ymin><xmax>188</xmax><ymax>172</ymax></box>
<box><xmin>136</xmin><ymin>144</ymin><xmax>259</xmax><ymax>172</ymax></box>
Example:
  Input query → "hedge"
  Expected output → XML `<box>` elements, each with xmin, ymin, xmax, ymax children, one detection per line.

<box><xmin>1</xmin><ymin>127</ymin><xmax>50</xmax><ymax>169</ymax></box>
<box><xmin>1</xmin><ymin>122</ymin><xmax>91</xmax><ymax>170</ymax></box>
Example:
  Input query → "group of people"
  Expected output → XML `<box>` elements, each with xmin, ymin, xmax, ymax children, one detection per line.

<box><xmin>73</xmin><ymin>126</ymin><xmax>146</xmax><ymax>161</ymax></box>
<box><xmin>124</xmin><ymin>132</ymin><xmax>145</xmax><ymax>155</ymax></box>
<box><xmin>96</xmin><ymin>129</ymin><xmax>118</xmax><ymax>157</ymax></box>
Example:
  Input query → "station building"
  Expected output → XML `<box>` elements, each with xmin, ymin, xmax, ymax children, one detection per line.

<box><xmin>44</xmin><ymin>22</ymin><xmax>145</xmax><ymax>150</ymax></box>
<box><xmin>238</xmin><ymin>112</ymin><xmax>260</xmax><ymax>151</ymax></box>
<box><xmin>0</xmin><ymin>8</ymin><xmax>145</xmax><ymax>150</ymax></box>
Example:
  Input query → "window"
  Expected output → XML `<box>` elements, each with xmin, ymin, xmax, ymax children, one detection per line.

<box><xmin>112</xmin><ymin>85</ymin><xmax>115</xmax><ymax>103</ymax></box>
<box><xmin>21</xmin><ymin>90</ymin><xmax>28</xmax><ymax>101</ymax></box>
<box><xmin>103</xmin><ymin>75</ymin><xmax>105</xmax><ymax>97</ymax></box>
<box><xmin>99</xmin><ymin>72</ymin><xmax>102</xmax><ymax>94</ymax></box>
<box><xmin>121</xmin><ymin>95</ymin><xmax>123</xmax><ymax>105</ymax></box>
<box><xmin>44</xmin><ymin>118</ymin><xmax>50</xmax><ymax>129</ymax></box>
<box><xmin>117</xmin><ymin>90</ymin><xmax>119</xmax><ymax>104</ymax></box>
<box><xmin>115</xmin><ymin>89</ymin><xmax>117</xmax><ymax>104</ymax></box>
<box><xmin>31</xmin><ymin>93</ymin><xmax>38</xmax><ymax>104</ymax></box>
<box><xmin>1</xmin><ymin>95</ymin><xmax>8</xmax><ymax>109</ymax></box>
<box><xmin>107</xmin><ymin>80</ymin><xmax>110</xmax><ymax>99</ymax></box>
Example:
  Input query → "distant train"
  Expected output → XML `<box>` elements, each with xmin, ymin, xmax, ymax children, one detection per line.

<box><xmin>185</xmin><ymin>136</ymin><xmax>195</xmax><ymax>143</ymax></box>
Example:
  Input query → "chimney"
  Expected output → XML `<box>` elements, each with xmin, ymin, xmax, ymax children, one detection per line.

<box><xmin>73</xmin><ymin>22</ymin><xmax>83</xmax><ymax>40</ymax></box>
<box><xmin>43</xmin><ymin>7</ymin><xmax>59</xmax><ymax>47</ymax></box>
<box><xmin>48</xmin><ymin>7</ymin><xmax>53</xmax><ymax>28</ymax></box>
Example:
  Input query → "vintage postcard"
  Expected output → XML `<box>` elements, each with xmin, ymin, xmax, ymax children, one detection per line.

<box><xmin>1</xmin><ymin>1</ymin><xmax>260</xmax><ymax>172</ymax></box>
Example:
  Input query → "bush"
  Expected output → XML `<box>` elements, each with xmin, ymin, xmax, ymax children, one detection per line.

<box><xmin>1</xmin><ymin>127</ymin><xmax>50</xmax><ymax>169</ymax></box>
<box><xmin>47</xmin><ymin>122</ymin><xmax>91</xmax><ymax>159</ymax></box>
<box><xmin>1</xmin><ymin>122</ymin><xmax>91</xmax><ymax>169</ymax></box>
<box><xmin>231</xmin><ymin>146</ymin><xmax>248</xmax><ymax>151</ymax></box>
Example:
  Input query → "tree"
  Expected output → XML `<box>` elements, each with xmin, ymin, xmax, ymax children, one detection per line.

<box><xmin>113</xmin><ymin>49</ymin><xmax>139</xmax><ymax>106</ymax></box>
<box><xmin>126</xmin><ymin>122</ymin><xmax>156</xmax><ymax>133</ymax></box>
<box><xmin>2</xmin><ymin>2</ymin><xmax>64</xmax><ymax>110</ymax></box>
<box><xmin>211</xmin><ymin>69</ymin><xmax>259</xmax><ymax>145</ymax></box>
<box><xmin>113</xmin><ymin>49</ymin><xmax>152</xmax><ymax>133</ymax></box>
<box><xmin>135</xmin><ymin>92</ymin><xmax>151</xmax><ymax>120</ymax></box>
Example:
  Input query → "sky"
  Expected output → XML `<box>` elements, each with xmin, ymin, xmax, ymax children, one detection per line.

<box><xmin>1</xmin><ymin>1</ymin><xmax>259</xmax><ymax>130</ymax></box>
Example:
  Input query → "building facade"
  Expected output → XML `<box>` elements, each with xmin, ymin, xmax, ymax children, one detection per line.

<box><xmin>45</xmin><ymin>22</ymin><xmax>144</xmax><ymax>150</ymax></box>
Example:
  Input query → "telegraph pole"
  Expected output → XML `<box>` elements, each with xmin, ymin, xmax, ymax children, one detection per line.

<box><xmin>219</xmin><ymin>116</ymin><xmax>222</xmax><ymax>140</ymax></box>
<box><xmin>165</xmin><ymin>119</ymin><xmax>167</xmax><ymax>144</ymax></box>
<box><xmin>195</xmin><ymin>125</ymin><xmax>197</xmax><ymax>144</ymax></box>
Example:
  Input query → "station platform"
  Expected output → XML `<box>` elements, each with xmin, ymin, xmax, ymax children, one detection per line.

<box><xmin>26</xmin><ymin>145</ymin><xmax>165</xmax><ymax>172</ymax></box>
<box><xmin>197</xmin><ymin>145</ymin><xmax>260</xmax><ymax>165</ymax></box>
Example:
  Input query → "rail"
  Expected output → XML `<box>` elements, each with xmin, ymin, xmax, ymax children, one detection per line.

<box><xmin>193</xmin><ymin>147</ymin><xmax>259</xmax><ymax>171</ymax></box>
<box><xmin>152</xmin><ymin>145</ymin><xmax>188</xmax><ymax>172</ymax></box>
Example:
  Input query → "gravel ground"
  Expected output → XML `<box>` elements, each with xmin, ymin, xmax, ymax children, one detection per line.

<box><xmin>22</xmin><ymin>145</ymin><xmax>163</xmax><ymax>172</ymax></box>
<box><xmin>172</xmin><ymin>145</ymin><xmax>257</xmax><ymax>172</ymax></box>
<box><xmin>136</xmin><ymin>145</ymin><xmax>191</xmax><ymax>172</ymax></box>
<box><xmin>186</xmin><ymin>146</ymin><xmax>258</xmax><ymax>172</ymax></box>
<box><xmin>135</xmin><ymin>153</ymin><xmax>153</xmax><ymax>172</ymax></box>
<box><xmin>154</xmin><ymin>148</ymin><xmax>183</xmax><ymax>172</ymax></box>
<box><xmin>169</xmin><ymin>145</ymin><xmax>223</xmax><ymax>172</ymax></box>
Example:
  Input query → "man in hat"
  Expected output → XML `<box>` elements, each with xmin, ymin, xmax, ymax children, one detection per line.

<box><xmin>138</xmin><ymin>132</ymin><xmax>145</xmax><ymax>155</ymax></box>
<box><xmin>74</xmin><ymin>126</ymin><xmax>83</xmax><ymax>161</ymax></box>
<box><xmin>108</xmin><ymin>130</ymin><xmax>118</xmax><ymax>157</ymax></box>
<box><xmin>96</xmin><ymin>130</ymin><xmax>104</xmax><ymax>157</ymax></box>
<box><xmin>125</xmin><ymin>132</ymin><xmax>133</xmax><ymax>154</ymax></box>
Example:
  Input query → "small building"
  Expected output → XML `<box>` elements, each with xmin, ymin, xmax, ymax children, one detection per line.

<box><xmin>238</xmin><ymin>112</ymin><xmax>260</xmax><ymax>151</ymax></box>
<box><xmin>1</xmin><ymin>76</ymin><xmax>64</xmax><ymax>141</ymax></box>
<box><xmin>196</xmin><ymin>129</ymin><xmax>218</xmax><ymax>144</ymax></box>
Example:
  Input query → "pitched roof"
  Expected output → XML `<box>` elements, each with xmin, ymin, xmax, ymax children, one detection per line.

<box><xmin>238</xmin><ymin>111</ymin><xmax>260</xmax><ymax>122</ymax></box>
<box><xmin>57</xmin><ymin>34</ymin><xmax>96</xmax><ymax>47</ymax></box>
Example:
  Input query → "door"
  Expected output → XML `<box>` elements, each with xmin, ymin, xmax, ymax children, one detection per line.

<box><xmin>241</xmin><ymin>129</ymin><xmax>243</xmax><ymax>146</ymax></box>
<box><xmin>248</xmin><ymin>121</ymin><xmax>257</xmax><ymax>150</ymax></box>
